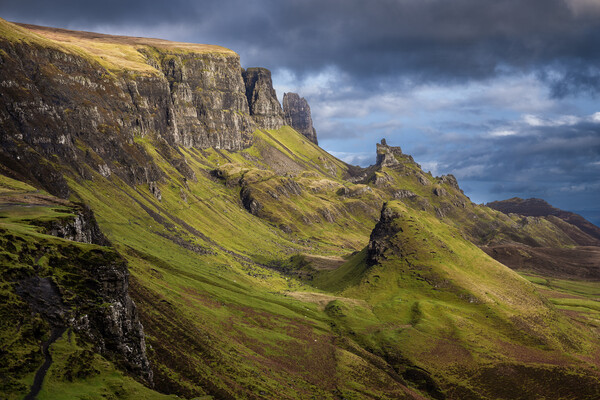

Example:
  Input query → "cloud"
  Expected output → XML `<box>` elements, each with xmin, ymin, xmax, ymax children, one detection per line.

<box><xmin>427</xmin><ymin>115</ymin><xmax>600</xmax><ymax>199</ymax></box>
<box><xmin>2</xmin><ymin>0</ymin><xmax>599</xmax><ymax>222</ymax></box>
<box><xmin>489</xmin><ymin>129</ymin><xmax>518</xmax><ymax>137</ymax></box>
<box><xmin>3</xmin><ymin>0</ymin><xmax>600</xmax><ymax>95</ymax></box>
<box><xmin>327</xmin><ymin>151</ymin><xmax>375</xmax><ymax>166</ymax></box>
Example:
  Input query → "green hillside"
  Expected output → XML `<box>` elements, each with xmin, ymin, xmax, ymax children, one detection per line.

<box><xmin>1</xmin><ymin>18</ymin><xmax>599</xmax><ymax>400</ymax></box>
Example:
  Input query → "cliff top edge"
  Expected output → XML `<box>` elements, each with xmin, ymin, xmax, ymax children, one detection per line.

<box><xmin>1</xmin><ymin>18</ymin><xmax>237</xmax><ymax>74</ymax></box>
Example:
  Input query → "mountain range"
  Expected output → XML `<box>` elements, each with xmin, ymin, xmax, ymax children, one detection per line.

<box><xmin>1</xmin><ymin>19</ymin><xmax>599</xmax><ymax>400</ymax></box>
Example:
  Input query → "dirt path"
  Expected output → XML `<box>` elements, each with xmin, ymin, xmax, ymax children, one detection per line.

<box><xmin>24</xmin><ymin>326</ymin><xmax>66</xmax><ymax>400</ymax></box>
<box><xmin>285</xmin><ymin>291</ymin><xmax>369</xmax><ymax>310</ymax></box>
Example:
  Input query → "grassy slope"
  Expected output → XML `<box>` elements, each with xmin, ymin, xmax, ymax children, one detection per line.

<box><xmin>4</xmin><ymin>123</ymin><xmax>599</xmax><ymax>398</ymax></box>
<box><xmin>522</xmin><ymin>273</ymin><xmax>600</xmax><ymax>336</ymax></box>
<box><xmin>314</xmin><ymin>201</ymin><xmax>600</xmax><ymax>398</ymax></box>
<box><xmin>62</xmin><ymin>127</ymin><xmax>425</xmax><ymax>399</ymax></box>
<box><xmin>64</xmin><ymin>125</ymin><xmax>600</xmax><ymax>398</ymax></box>
<box><xmin>0</xmin><ymin>175</ymin><xmax>173</xmax><ymax>400</ymax></box>
<box><xmin>1</xmin><ymin>18</ymin><xmax>599</xmax><ymax>399</ymax></box>
<box><xmin>0</xmin><ymin>18</ymin><xmax>235</xmax><ymax>75</ymax></box>
<box><xmin>36</xmin><ymin>331</ymin><xmax>176</xmax><ymax>400</ymax></box>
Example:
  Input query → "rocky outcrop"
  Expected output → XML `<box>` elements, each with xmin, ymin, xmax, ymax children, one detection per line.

<box><xmin>394</xmin><ymin>189</ymin><xmax>418</xmax><ymax>199</ymax></box>
<box><xmin>0</xmin><ymin>181</ymin><xmax>152</xmax><ymax>387</ymax></box>
<box><xmin>367</xmin><ymin>203</ymin><xmax>404</xmax><ymax>266</ymax></box>
<box><xmin>283</xmin><ymin>92</ymin><xmax>318</xmax><ymax>145</ymax></box>
<box><xmin>376</xmin><ymin>139</ymin><xmax>402</xmax><ymax>167</ymax></box>
<box><xmin>0</xmin><ymin>21</ymin><xmax>255</xmax><ymax>198</ymax></box>
<box><xmin>242</xmin><ymin>68</ymin><xmax>285</xmax><ymax>130</ymax></box>
<box><xmin>11</xmin><ymin>200</ymin><xmax>154</xmax><ymax>384</ymax></box>
<box><xmin>35</xmin><ymin>205</ymin><xmax>110</xmax><ymax>246</ymax></box>
<box><xmin>12</xmin><ymin>245</ymin><xmax>153</xmax><ymax>386</ymax></box>
<box><xmin>72</xmin><ymin>253</ymin><xmax>153</xmax><ymax>383</ymax></box>
<box><xmin>439</xmin><ymin>174</ymin><xmax>460</xmax><ymax>191</ymax></box>
<box><xmin>432</xmin><ymin>187</ymin><xmax>448</xmax><ymax>197</ymax></box>
<box><xmin>241</xmin><ymin>186</ymin><xmax>263</xmax><ymax>216</ymax></box>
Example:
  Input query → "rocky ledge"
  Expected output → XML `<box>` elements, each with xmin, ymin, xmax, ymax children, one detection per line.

<box><xmin>283</xmin><ymin>92</ymin><xmax>319</xmax><ymax>145</ymax></box>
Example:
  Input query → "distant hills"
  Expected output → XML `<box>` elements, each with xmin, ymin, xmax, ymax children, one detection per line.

<box><xmin>487</xmin><ymin>197</ymin><xmax>600</xmax><ymax>243</ymax></box>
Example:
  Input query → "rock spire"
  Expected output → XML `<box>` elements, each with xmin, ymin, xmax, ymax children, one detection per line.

<box><xmin>282</xmin><ymin>92</ymin><xmax>318</xmax><ymax>145</ymax></box>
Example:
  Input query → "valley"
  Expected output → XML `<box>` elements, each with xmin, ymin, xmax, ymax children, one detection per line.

<box><xmin>1</xmin><ymin>18</ymin><xmax>599</xmax><ymax>399</ymax></box>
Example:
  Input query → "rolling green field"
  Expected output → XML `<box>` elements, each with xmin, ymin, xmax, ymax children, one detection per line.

<box><xmin>3</xmin><ymin>125</ymin><xmax>599</xmax><ymax>399</ymax></box>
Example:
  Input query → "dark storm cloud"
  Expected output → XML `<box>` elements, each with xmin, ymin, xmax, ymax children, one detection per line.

<box><xmin>0</xmin><ymin>0</ymin><xmax>193</xmax><ymax>26</ymax></box>
<box><xmin>432</xmin><ymin>118</ymin><xmax>600</xmax><ymax>195</ymax></box>
<box><xmin>412</xmin><ymin>116</ymin><xmax>600</xmax><ymax>222</ymax></box>
<box><xmin>2</xmin><ymin>0</ymin><xmax>598</xmax><ymax>222</ymax></box>
<box><xmin>2</xmin><ymin>0</ymin><xmax>600</xmax><ymax>94</ymax></box>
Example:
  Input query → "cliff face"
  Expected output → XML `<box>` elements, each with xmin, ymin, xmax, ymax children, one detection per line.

<box><xmin>34</xmin><ymin>205</ymin><xmax>152</xmax><ymax>381</ymax></box>
<box><xmin>0</xmin><ymin>22</ymin><xmax>324</xmax><ymax>200</ymax></box>
<box><xmin>0</xmin><ymin>22</ymin><xmax>258</xmax><ymax>197</ymax></box>
<box><xmin>283</xmin><ymin>92</ymin><xmax>318</xmax><ymax>144</ymax></box>
<box><xmin>242</xmin><ymin>67</ymin><xmax>285</xmax><ymax>130</ymax></box>
<box><xmin>376</xmin><ymin>139</ymin><xmax>402</xmax><ymax>167</ymax></box>
<box><xmin>34</xmin><ymin>204</ymin><xmax>110</xmax><ymax>245</ymax></box>
<box><xmin>157</xmin><ymin>51</ymin><xmax>255</xmax><ymax>150</ymax></box>
<box><xmin>366</xmin><ymin>202</ymin><xmax>404</xmax><ymax>266</ymax></box>
<box><xmin>0</xmin><ymin>187</ymin><xmax>153</xmax><ymax>388</ymax></box>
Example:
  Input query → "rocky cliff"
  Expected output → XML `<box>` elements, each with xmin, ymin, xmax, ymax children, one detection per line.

<box><xmin>0</xmin><ymin>185</ymin><xmax>153</xmax><ymax>393</ymax></box>
<box><xmin>0</xmin><ymin>23</ymin><xmax>244</xmax><ymax>196</ymax></box>
<box><xmin>33</xmin><ymin>204</ymin><xmax>111</xmax><ymax>245</ymax></box>
<box><xmin>366</xmin><ymin>202</ymin><xmax>404</xmax><ymax>265</ymax></box>
<box><xmin>283</xmin><ymin>92</ymin><xmax>318</xmax><ymax>144</ymax></box>
<box><xmin>242</xmin><ymin>67</ymin><xmax>285</xmax><ymax>130</ymax></box>
<box><xmin>0</xmin><ymin>21</ymin><xmax>315</xmax><ymax>199</ymax></box>
<box><xmin>376</xmin><ymin>138</ymin><xmax>402</xmax><ymax>167</ymax></box>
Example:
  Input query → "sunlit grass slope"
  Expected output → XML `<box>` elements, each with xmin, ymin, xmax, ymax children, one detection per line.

<box><xmin>314</xmin><ymin>201</ymin><xmax>600</xmax><ymax>398</ymax></box>
<box><xmin>1</xmin><ymin>101</ymin><xmax>599</xmax><ymax>398</ymax></box>
<box><xmin>61</xmin><ymin>127</ymin><xmax>424</xmax><ymax>398</ymax></box>
<box><xmin>0</xmin><ymin>18</ymin><xmax>235</xmax><ymax>75</ymax></box>
<box><xmin>62</xmin><ymin>124</ymin><xmax>600</xmax><ymax>398</ymax></box>
<box><xmin>0</xmin><ymin>175</ymin><xmax>174</xmax><ymax>400</ymax></box>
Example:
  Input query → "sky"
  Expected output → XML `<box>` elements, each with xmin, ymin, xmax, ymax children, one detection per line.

<box><xmin>1</xmin><ymin>0</ymin><xmax>599</xmax><ymax>224</ymax></box>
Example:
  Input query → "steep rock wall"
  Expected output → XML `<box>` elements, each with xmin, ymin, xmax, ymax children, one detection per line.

<box><xmin>6</xmin><ymin>201</ymin><xmax>153</xmax><ymax>384</ymax></box>
<box><xmin>283</xmin><ymin>92</ymin><xmax>318</xmax><ymax>145</ymax></box>
<box><xmin>0</xmin><ymin>24</ymin><xmax>255</xmax><ymax>197</ymax></box>
<box><xmin>242</xmin><ymin>67</ymin><xmax>285</xmax><ymax>130</ymax></box>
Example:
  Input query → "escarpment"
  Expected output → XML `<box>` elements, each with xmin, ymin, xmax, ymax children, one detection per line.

<box><xmin>283</xmin><ymin>92</ymin><xmax>319</xmax><ymax>144</ymax></box>
<box><xmin>0</xmin><ymin>189</ymin><xmax>153</xmax><ymax>388</ymax></box>
<box><xmin>242</xmin><ymin>67</ymin><xmax>285</xmax><ymax>130</ymax></box>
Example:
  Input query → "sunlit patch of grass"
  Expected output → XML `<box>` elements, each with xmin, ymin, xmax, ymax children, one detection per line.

<box><xmin>1</xmin><ymin>18</ymin><xmax>236</xmax><ymax>76</ymax></box>
<box><xmin>37</xmin><ymin>331</ymin><xmax>177</xmax><ymax>400</ymax></box>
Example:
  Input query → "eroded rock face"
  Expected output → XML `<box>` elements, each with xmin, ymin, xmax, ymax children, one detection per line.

<box><xmin>73</xmin><ymin>256</ymin><xmax>153</xmax><ymax>384</ymax></box>
<box><xmin>0</xmin><ymin>37</ymin><xmax>254</xmax><ymax>198</ymax></box>
<box><xmin>243</xmin><ymin>68</ymin><xmax>285</xmax><ymax>130</ymax></box>
<box><xmin>283</xmin><ymin>92</ymin><xmax>318</xmax><ymax>145</ymax></box>
<box><xmin>240</xmin><ymin>186</ymin><xmax>263</xmax><ymax>216</ymax></box>
<box><xmin>158</xmin><ymin>52</ymin><xmax>255</xmax><ymax>149</ymax></box>
<box><xmin>367</xmin><ymin>203</ymin><xmax>404</xmax><ymax>266</ymax></box>
<box><xmin>25</xmin><ymin>205</ymin><xmax>153</xmax><ymax>383</ymax></box>
<box><xmin>376</xmin><ymin>139</ymin><xmax>402</xmax><ymax>167</ymax></box>
<box><xmin>14</xmin><ymin>246</ymin><xmax>153</xmax><ymax>385</ymax></box>
<box><xmin>439</xmin><ymin>174</ymin><xmax>460</xmax><ymax>191</ymax></box>
<box><xmin>38</xmin><ymin>205</ymin><xmax>110</xmax><ymax>246</ymax></box>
